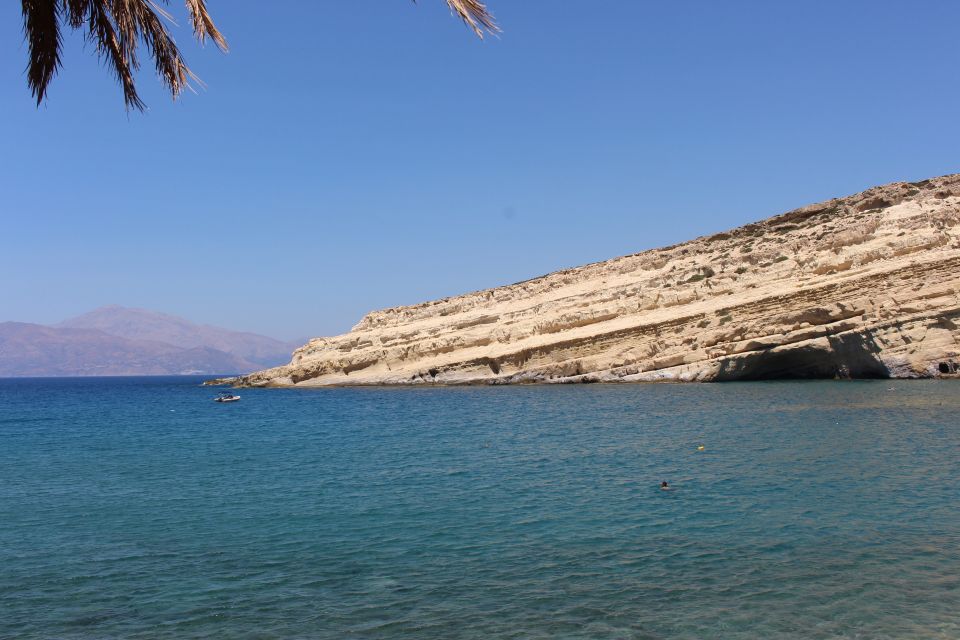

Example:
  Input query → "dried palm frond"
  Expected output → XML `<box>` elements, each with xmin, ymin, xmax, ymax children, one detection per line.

<box><xmin>444</xmin><ymin>0</ymin><xmax>499</xmax><ymax>38</ymax></box>
<box><xmin>411</xmin><ymin>0</ymin><xmax>498</xmax><ymax>38</ymax></box>
<box><xmin>183</xmin><ymin>0</ymin><xmax>228</xmax><ymax>50</ymax></box>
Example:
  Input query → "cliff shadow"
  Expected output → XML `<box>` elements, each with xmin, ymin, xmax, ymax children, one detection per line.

<box><xmin>714</xmin><ymin>331</ymin><xmax>889</xmax><ymax>381</ymax></box>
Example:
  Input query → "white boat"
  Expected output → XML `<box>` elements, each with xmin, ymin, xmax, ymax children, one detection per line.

<box><xmin>214</xmin><ymin>392</ymin><xmax>241</xmax><ymax>403</ymax></box>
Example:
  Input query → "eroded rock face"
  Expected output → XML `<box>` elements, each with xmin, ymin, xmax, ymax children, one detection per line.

<box><xmin>226</xmin><ymin>174</ymin><xmax>960</xmax><ymax>386</ymax></box>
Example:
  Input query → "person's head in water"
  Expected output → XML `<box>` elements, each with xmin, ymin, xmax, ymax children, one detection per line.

<box><xmin>661</xmin><ymin>481</ymin><xmax>670</xmax><ymax>490</ymax></box>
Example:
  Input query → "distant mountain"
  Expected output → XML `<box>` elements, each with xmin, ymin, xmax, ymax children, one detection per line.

<box><xmin>0</xmin><ymin>306</ymin><xmax>299</xmax><ymax>378</ymax></box>
<box><xmin>0</xmin><ymin>322</ymin><xmax>258</xmax><ymax>377</ymax></box>
<box><xmin>57</xmin><ymin>305</ymin><xmax>297</xmax><ymax>368</ymax></box>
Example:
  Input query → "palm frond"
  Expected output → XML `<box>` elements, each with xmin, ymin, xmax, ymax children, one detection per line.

<box><xmin>86</xmin><ymin>0</ymin><xmax>145</xmax><ymax>110</ymax></box>
<box><xmin>129</xmin><ymin>0</ymin><xmax>194</xmax><ymax>102</ymax></box>
<box><xmin>64</xmin><ymin>0</ymin><xmax>91</xmax><ymax>28</ymax></box>
<box><xmin>21</xmin><ymin>0</ymin><xmax>62</xmax><ymax>105</ymax></box>
<box><xmin>23</xmin><ymin>0</ymin><xmax>496</xmax><ymax>110</ymax></box>
<box><xmin>183</xmin><ymin>0</ymin><xmax>228</xmax><ymax>51</ymax></box>
<box><xmin>444</xmin><ymin>0</ymin><xmax>498</xmax><ymax>38</ymax></box>
<box><xmin>413</xmin><ymin>0</ymin><xmax>498</xmax><ymax>38</ymax></box>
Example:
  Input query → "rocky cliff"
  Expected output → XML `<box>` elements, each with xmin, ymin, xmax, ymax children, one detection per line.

<box><xmin>226</xmin><ymin>174</ymin><xmax>960</xmax><ymax>386</ymax></box>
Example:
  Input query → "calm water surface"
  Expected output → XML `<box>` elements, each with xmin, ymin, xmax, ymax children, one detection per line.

<box><xmin>0</xmin><ymin>377</ymin><xmax>958</xmax><ymax>639</ymax></box>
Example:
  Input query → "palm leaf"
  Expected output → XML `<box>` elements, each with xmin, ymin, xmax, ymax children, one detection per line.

<box><xmin>87</xmin><ymin>0</ymin><xmax>144</xmax><ymax>110</ymax></box>
<box><xmin>21</xmin><ymin>0</ymin><xmax>62</xmax><ymax>105</ymax></box>
<box><xmin>444</xmin><ymin>0</ymin><xmax>498</xmax><ymax>38</ymax></box>
<box><xmin>22</xmin><ymin>1</ymin><xmax>496</xmax><ymax>110</ymax></box>
<box><xmin>183</xmin><ymin>0</ymin><xmax>228</xmax><ymax>51</ymax></box>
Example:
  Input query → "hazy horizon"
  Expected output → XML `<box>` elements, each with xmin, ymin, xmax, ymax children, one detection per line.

<box><xmin>3</xmin><ymin>1</ymin><xmax>959</xmax><ymax>339</ymax></box>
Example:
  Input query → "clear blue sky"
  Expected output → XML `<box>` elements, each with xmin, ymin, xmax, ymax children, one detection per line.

<box><xmin>2</xmin><ymin>1</ymin><xmax>959</xmax><ymax>340</ymax></box>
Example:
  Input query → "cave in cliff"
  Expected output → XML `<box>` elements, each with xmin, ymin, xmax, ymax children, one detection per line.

<box><xmin>713</xmin><ymin>334</ymin><xmax>890</xmax><ymax>381</ymax></box>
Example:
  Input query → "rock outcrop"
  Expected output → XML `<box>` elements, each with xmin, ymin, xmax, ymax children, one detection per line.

<box><xmin>225</xmin><ymin>174</ymin><xmax>960</xmax><ymax>386</ymax></box>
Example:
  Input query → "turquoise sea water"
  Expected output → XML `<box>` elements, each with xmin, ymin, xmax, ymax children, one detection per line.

<box><xmin>0</xmin><ymin>377</ymin><xmax>958</xmax><ymax>639</ymax></box>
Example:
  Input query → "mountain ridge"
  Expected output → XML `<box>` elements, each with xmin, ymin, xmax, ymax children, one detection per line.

<box><xmin>58</xmin><ymin>305</ymin><xmax>297</xmax><ymax>368</ymax></box>
<box><xmin>0</xmin><ymin>307</ymin><xmax>296</xmax><ymax>377</ymax></box>
<box><xmin>0</xmin><ymin>322</ymin><xmax>257</xmax><ymax>377</ymax></box>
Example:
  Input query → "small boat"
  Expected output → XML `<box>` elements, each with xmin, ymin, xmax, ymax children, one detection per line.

<box><xmin>214</xmin><ymin>392</ymin><xmax>241</xmax><ymax>403</ymax></box>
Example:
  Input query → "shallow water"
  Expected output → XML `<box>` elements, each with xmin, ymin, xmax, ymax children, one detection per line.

<box><xmin>1</xmin><ymin>377</ymin><xmax>958</xmax><ymax>639</ymax></box>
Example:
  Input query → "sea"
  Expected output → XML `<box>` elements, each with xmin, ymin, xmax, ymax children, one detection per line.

<box><xmin>0</xmin><ymin>376</ymin><xmax>957</xmax><ymax>639</ymax></box>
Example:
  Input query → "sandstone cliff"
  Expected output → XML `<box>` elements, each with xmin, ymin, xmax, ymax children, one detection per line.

<box><xmin>226</xmin><ymin>174</ymin><xmax>960</xmax><ymax>386</ymax></box>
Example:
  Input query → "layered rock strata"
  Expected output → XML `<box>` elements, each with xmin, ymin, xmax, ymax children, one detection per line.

<box><xmin>225</xmin><ymin>174</ymin><xmax>960</xmax><ymax>386</ymax></box>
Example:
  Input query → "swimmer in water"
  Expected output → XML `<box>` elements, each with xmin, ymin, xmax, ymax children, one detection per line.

<box><xmin>660</xmin><ymin>481</ymin><xmax>670</xmax><ymax>490</ymax></box>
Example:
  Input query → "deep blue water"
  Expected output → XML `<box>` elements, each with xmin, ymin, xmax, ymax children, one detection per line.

<box><xmin>0</xmin><ymin>377</ymin><xmax>958</xmax><ymax>639</ymax></box>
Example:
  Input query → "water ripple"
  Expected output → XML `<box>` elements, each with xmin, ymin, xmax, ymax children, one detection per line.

<box><xmin>0</xmin><ymin>378</ymin><xmax>958</xmax><ymax>638</ymax></box>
